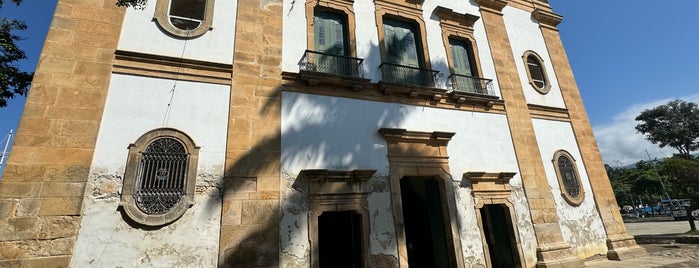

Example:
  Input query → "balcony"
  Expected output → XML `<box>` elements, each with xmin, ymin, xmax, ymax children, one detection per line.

<box><xmin>300</xmin><ymin>50</ymin><xmax>365</xmax><ymax>79</ymax></box>
<box><xmin>448</xmin><ymin>74</ymin><xmax>496</xmax><ymax>97</ymax></box>
<box><xmin>379</xmin><ymin>62</ymin><xmax>440</xmax><ymax>88</ymax></box>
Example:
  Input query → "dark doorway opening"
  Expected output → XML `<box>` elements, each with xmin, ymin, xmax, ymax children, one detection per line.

<box><xmin>400</xmin><ymin>176</ymin><xmax>453</xmax><ymax>268</ymax></box>
<box><xmin>480</xmin><ymin>204</ymin><xmax>521</xmax><ymax>268</ymax></box>
<box><xmin>318</xmin><ymin>210</ymin><xmax>363</xmax><ymax>268</ymax></box>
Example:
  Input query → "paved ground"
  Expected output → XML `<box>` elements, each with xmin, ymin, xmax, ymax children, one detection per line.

<box><xmin>586</xmin><ymin>220</ymin><xmax>699</xmax><ymax>267</ymax></box>
<box><xmin>625</xmin><ymin>220</ymin><xmax>692</xmax><ymax>236</ymax></box>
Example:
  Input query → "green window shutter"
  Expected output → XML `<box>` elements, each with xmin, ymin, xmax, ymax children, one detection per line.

<box><xmin>314</xmin><ymin>12</ymin><xmax>346</xmax><ymax>56</ymax></box>
<box><xmin>383</xmin><ymin>19</ymin><xmax>420</xmax><ymax>67</ymax></box>
<box><xmin>449</xmin><ymin>39</ymin><xmax>473</xmax><ymax>76</ymax></box>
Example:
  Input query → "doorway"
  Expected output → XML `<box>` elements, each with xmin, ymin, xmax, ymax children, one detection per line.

<box><xmin>400</xmin><ymin>176</ymin><xmax>454</xmax><ymax>268</ymax></box>
<box><xmin>480</xmin><ymin>204</ymin><xmax>521</xmax><ymax>268</ymax></box>
<box><xmin>318</xmin><ymin>210</ymin><xmax>363</xmax><ymax>268</ymax></box>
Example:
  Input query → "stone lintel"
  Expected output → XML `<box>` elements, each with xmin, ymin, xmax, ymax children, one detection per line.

<box><xmin>462</xmin><ymin>171</ymin><xmax>517</xmax><ymax>192</ymax></box>
<box><xmin>605</xmin><ymin>234</ymin><xmax>647</xmax><ymax>260</ymax></box>
<box><xmin>532</xmin><ymin>8</ymin><xmax>563</xmax><ymax>29</ymax></box>
<box><xmin>434</xmin><ymin>6</ymin><xmax>480</xmax><ymax>29</ymax></box>
<box><xmin>300</xmin><ymin>169</ymin><xmax>376</xmax><ymax>196</ymax></box>
<box><xmin>378</xmin><ymin>128</ymin><xmax>455</xmax><ymax>146</ymax></box>
<box><xmin>299</xmin><ymin>169</ymin><xmax>376</xmax><ymax>182</ymax></box>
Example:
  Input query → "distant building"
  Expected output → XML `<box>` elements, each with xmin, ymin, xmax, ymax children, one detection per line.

<box><xmin>0</xmin><ymin>0</ymin><xmax>646</xmax><ymax>267</ymax></box>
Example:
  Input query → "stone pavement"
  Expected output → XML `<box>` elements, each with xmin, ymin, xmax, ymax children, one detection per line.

<box><xmin>586</xmin><ymin>244</ymin><xmax>699</xmax><ymax>268</ymax></box>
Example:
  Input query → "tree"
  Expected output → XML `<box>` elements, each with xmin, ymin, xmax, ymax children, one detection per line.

<box><xmin>635</xmin><ymin>99</ymin><xmax>699</xmax><ymax>157</ymax></box>
<box><xmin>116</xmin><ymin>0</ymin><xmax>148</xmax><ymax>9</ymax></box>
<box><xmin>660</xmin><ymin>156</ymin><xmax>699</xmax><ymax>231</ymax></box>
<box><xmin>0</xmin><ymin>0</ymin><xmax>33</xmax><ymax>107</ymax></box>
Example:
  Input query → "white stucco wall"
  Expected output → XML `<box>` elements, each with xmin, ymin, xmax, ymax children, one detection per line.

<box><xmin>282</xmin><ymin>0</ymin><xmax>501</xmax><ymax>97</ymax></box>
<box><xmin>279</xmin><ymin>91</ymin><xmax>538</xmax><ymax>267</ymax></box>
<box><xmin>531</xmin><ymin>119</ymin><xmax>608</xmax><ymax>258</ymax></box>
<box><xmin>71</xmin><ymin>74</ymin><xmax>230</xmax><ymax>267</ymax></box>
<box><xmin>502</xmin><ymin>6</ymin><xmax>565</xmax><ymax>108</ymax></box>
<box><xmin>118</xmin><ymin>0</ymin><xmax>238</xmax><ymax>64</ymax></box>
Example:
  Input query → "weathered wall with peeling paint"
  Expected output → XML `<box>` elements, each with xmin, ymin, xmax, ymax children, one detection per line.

<box><xmin>532</xmin><ymin>119</ymin><xmax>608</xmax><ymax>258</ymax></box>
<box><xmin>280</xmin><ymin>92</ymin><xmax>539</xmax><ymax>267</ymax></box>
<box><xmin>71</xmin><ymin>74</ymin><xmax>229</xmax><ymax>267</ymax></box>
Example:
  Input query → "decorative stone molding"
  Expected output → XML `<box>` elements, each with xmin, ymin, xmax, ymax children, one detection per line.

<box><xmin>475</xmin><ymin>0</ymin><xmax>509</xmax><ymax>12</ymax></box>
<box><xmin>532</xmin><ymin>8</ymin><xmax>563</xmax><ymax>29</ymax></box>
<box><xmin>522</xmin><ymin>50</ymin><xmax>552</xmax><ymax>94</ymax></box>
<box><xmin>378</xmin><ymin>128</ymin><xmax>464</xmax><ymax>268</ymax></box>
<box><xmin>300</xmin><ymin>169</ymin><xmax>375</xmax><ymax>195</ymax></box>
<box><xmin>298</xmin><ymin>169</ymin><xmax>374</xmax><ymax>268</ymax></box>
<box><xmin>120</xmin><ymin>128</ymin><xmax>200</xmax><ymax>226</ymax></box>
<box><xmin>153</xmin><ymin>0</ymin><xmax>215</xmax><ymax>38</ymax></box>
<box><xmin>305</xmin><ymin>0</ymin><xmax>358</xmax><ymax>57</ymax></box>
<box><xmin>552</xmin><ymin>150</ymin><xmax>585</xmax><ymax>206</ymax></box>
<box><xmin>434</xmin><ymin>6</ymin><xmax>485</xmax><ymax>79</ymax></box>
<box><xmin>462</xmin><ymin>171</ymin><xmax>526</xmax><ymax>268</ymax></box>
<box><xmin>373</xmin><ymin>0</ymin><xmax>431</xmax><ymax>69</ymax></box>
<box><xmin>113</xmin><ymin>50</ymin><xmax>233</xmax><ymax>85</ymax></box>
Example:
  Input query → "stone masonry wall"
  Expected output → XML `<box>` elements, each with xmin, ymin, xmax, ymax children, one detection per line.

<box><xmin>0</xmin><ymin>0</ymin><xmax>125</xmax><ymax>266</ymax></box>
<box><xmin>218</xmin><ymin>0</ymin><xmax>284</xmax><ymax>266</ymax></box>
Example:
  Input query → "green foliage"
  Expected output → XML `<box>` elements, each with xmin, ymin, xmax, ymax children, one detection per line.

<box><xmin>0</xmin><ymin>17</ymin><xmax>32</xmax><ymax>107</ymax></box>
<box><xmin>635</xmin><ymin>100</ymin><xmax>699</xmax><ymax>156</ymax></box>
<box><xmin>116</xmin><ymin>0</ymin><xmax>149</xmax><ymax>9</ymax></box>
<box><xmin>0</xmin><ymin>0</ymin><xmax>32</xmax><ymax>107</ymax></box>
<box><xmin>607</xmin><ymin>157</ymin><xmax>699</xmax><ymax>209</ymax></box>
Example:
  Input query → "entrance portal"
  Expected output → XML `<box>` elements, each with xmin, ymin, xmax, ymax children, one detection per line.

<box><xmin>318</xmin><ymin>210</ymin><xmax>363</xmax><ymax>268</ymax></box>
<box><xmin>480</xmin><ymin>204</ymin><xmax>521</xmax><ymax>268</ymax></box>
<box><xmin>400</xmin><ymin>176</ymin><xmax>453</xmax><ymax>268</ymax></box>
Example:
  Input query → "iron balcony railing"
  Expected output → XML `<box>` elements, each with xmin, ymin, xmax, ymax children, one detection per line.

<box><xmin>379</xmin><ymin>62</ymin><xmax>439</xmax><ymax>88</ymax></box>
<box><xmin>300</xmin><ymin>50</ymin><xmax>365</xmax><ymax>78</ymax></box>
<box><xmin>448</xmin><ymin>73</ymin><xmax>495</xmax><ymax>96</ymax></box>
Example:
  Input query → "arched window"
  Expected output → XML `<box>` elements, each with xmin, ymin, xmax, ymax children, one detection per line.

<box><xmin>552</xmin><ymin>150</ymin><xmax>584</xmax><ymax>206</ymax></box>
<box><xmin>154</xmin><ymin>0</ymin><xmax>215</xmax><ymax>38</ymax></box>
<box><xmin>522</xmin><ymin>51</ymin><xmax>550</xmax><ymax>94</ymax></box>
<box><xmin>121</xmin><ymin>128</ymin><xmax>200</xmax><ymax>226</ymax></box>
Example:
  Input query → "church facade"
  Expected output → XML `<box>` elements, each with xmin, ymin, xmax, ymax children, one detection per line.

<box><xmin>0</xmin><ymin>0</ymin><xmax>646</xmax><ymax>267</ymax></box>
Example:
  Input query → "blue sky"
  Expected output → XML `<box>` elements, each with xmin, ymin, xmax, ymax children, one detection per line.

<box><xmin>1</xmin><ymin>1</ymin><xmax>698</xmax><ymax>171</ymax></box>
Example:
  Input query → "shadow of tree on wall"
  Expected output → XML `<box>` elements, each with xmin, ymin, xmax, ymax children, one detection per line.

<box><xmin>213</xmin><ymin>7</ymin><xmax>464</xmax><ymax>267</ymax></box>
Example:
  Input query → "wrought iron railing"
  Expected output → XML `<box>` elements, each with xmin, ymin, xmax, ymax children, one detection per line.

<box><xmin>300</xmin><ymin>50</ymin><xmax>365</xmax><ymax>78</ymax></box>
<box><xmin>448</xmin><ymin>74</ymin><xmax>495</xmax><ymax>96</ymax></box>
<box><xmin>379</xmin><ymin>62</ymin><xmax>439</xmax><ymax>88</ymax></box>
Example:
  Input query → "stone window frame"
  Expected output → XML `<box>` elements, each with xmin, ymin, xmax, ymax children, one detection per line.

<box><xmin>522</xmin><ymin>50</ymin><xmax>551</xmax><ymax>94</ymax></box>
<box><xmin>434</xmin><ymin>7</ymin><xmax>484</xmax><ymax>78</ymax></box>
<box><xmin>120</xmin><ymin>128</ymin><xmax>200</xmax><ymax>226</ymax></box>
<box><xmin>378</xmin><ymin>128</ymin><xmax>464</xmax><ymax>268</ymax></box>
<box><xmin>552</xmin><ymin>150</ymin><xmax>585</xmax><ymax>206</ymax></box>
<box><xmin>305</xmin><ymin>0</ymin><xmax>358</xmax><ymax>57</ymax></box>
<box><xmin>153</xmin><ymin>0</ymin><xmax>215</xmax><ymax>38</ymax></box>
<box><xmin>374</xmin><ymin>0</ymin><xmax>432</xmax><ymax>70</ymax></box>
<box><xmin>299</xmin><ymin>169</ymin><xmax>375</xmax><ymax>268</ymax></box>
<box><xmin>462</xmin><ymin>172</ymin><xmax>526</xmax><ymax>268</ymax></box>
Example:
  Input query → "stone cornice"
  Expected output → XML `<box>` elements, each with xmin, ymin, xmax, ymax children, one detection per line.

<box><xmin>378</xmin><ymin>128</ymin><xmax>455</xmax><ymax>146</ymax></box>
<box><xmin>299</xmin><ymin>169</ymin><xmax>376</xmax><ymax>182</ymax></box>
<box><xmin>532</xmin><ymin>8</ymin><xmax>563</xmax><ymax>28</ymax></box>
<box><xmin>434</xmin><ymin>6</ymin><xmax>480</xmax><ymax>29</ymax></box>
<box><xmin>476</xmin><ymin>0</ymin><xmax>508</xmax><ymax>12</ymax></box>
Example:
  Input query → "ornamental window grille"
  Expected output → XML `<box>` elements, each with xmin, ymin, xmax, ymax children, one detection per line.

<box><xmin>134</xmin><ymin>137</ymin><xmax>188</xmax><ymax>214</ymax></box>
<box><xmin>552</xmin><ymin>150</ymin><xmax>584</xmax><ymax>206</ymax></box>
<box><xmin>120</xmin><ymin>128</ymin><xmax>199</xmax><ymax>226</ymax></box>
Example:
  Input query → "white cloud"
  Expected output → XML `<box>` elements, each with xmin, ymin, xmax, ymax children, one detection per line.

<box><xmin>592</xmin><ymin>93</ymin><xmax>699</xmax><ymax>166</ymax></box>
